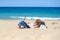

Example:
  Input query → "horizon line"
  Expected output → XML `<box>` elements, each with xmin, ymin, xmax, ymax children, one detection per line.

<box><xmin>0</xmin><ymin>6</ymin><xmax>60</xmax><ymax>7</ymax></box>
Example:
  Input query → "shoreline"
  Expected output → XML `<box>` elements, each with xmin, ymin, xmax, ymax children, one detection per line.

<box><xmin>0</xmin><ymin>19</ymin><xmax>60</xmax><ymax>21</ymax></box>
<box><xmin>0</xmin><ymin>16</ymin><xmax>60</xmax><ymax>20</ymax></box>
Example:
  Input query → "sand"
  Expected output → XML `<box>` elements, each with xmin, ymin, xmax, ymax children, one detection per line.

<box><xmin>0</xmin><ymin>20</ymin><xmax>60</xmax><ymax>40</ymax></box>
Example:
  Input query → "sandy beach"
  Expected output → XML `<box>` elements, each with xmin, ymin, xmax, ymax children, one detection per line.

<box><xmin>0</xmin><ymin>20</ymin><xmax>60</xmax><ymax>40</ymax></box>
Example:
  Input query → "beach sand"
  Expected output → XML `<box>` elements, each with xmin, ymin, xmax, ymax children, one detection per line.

<box><xmin>0</xmin><ymin>20</ymin><xmax>60</xmax><ymax>40</ymax></box>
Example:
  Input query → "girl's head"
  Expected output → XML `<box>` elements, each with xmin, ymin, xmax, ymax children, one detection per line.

<box><xmin>34</xmin><ymin>19</ymin><xmax>42</xmax><ymax>28</ymax></box>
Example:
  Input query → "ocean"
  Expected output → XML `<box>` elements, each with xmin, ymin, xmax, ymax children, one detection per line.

<box><xmin>0</xmin><ymin>7</ymin><xmax>60</xmax><ymax>20</ymax></box>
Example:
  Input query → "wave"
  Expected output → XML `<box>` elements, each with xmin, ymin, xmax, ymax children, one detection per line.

<box><xmin>10</xmin><ymin>16</ymin><xmax>60</xmax><ymax>20</ymax></box>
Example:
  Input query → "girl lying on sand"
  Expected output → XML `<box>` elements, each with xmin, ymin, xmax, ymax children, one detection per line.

<box><xmin>17</xmin><ymin>19</ymin><xmax>47</xmax><ymax>29</ymax></box>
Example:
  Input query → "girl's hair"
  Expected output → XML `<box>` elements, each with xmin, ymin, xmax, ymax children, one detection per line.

<box><xmin>35</xmin><ymin>19</ymin><xmax>42</xmax><ymax>27</ymax></box>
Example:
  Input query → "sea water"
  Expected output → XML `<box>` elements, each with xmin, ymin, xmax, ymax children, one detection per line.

<box><xmin>0</xmin><ymin>7</ymin><xmax>60</xmax><ymax>20</ymax></box>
